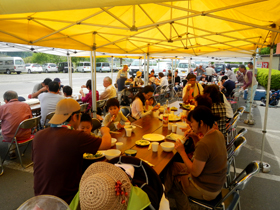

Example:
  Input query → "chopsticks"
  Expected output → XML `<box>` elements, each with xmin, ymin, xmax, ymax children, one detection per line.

<box><xmin>110</xmin><ymin>131</ymin><xmax>121</xmax><ymax>134</ymax></box>
<box><xmin>132</xmin><ymin>123</ymin><xmax>142</xmax><ymax>129</ymax></box>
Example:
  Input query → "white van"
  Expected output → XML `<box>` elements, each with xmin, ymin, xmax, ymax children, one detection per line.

<box><xmin>129</xmin><ymin>59</ymin><xmax>157</xmax><ymax>77</ymax></box>
<box><xmin>0</xmin><ymin>57</ymin><xmax>25</xmax><ymax>74</ymax></box>
<box><xmin>176</xmin><ymin>60</ymin><xmax>196</xmax><ymax>77</ymax></box>
<box><xmin>76</xmin><ymin>61</ymin><xmax>91</xmax><ymax>72</ymax></box>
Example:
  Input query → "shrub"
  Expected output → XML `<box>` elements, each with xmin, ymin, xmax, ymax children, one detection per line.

<box><xmin>257</xmin><ymin>68</ymin><xmax>280</xmax><ymax>90</ymax></box>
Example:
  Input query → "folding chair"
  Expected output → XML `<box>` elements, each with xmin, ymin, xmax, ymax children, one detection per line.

<box><xmin>2</xmin><ymin>116</ymin><xmax>40</xmax><ymax>169</ymax></box>
<box><xmin>226</xmin><ymin>115</ymin><xmax>240</xmax><ymax>145</ymax></box>
<box><xmin>121</xmin><ymin>107</ymin><xmax>131</xmax><ymax>118</ymax></box>
<box><xmin>154</xmin><ymin>86</ymin><xmax>162</xmax><ymax>104</ymax></box>
<box><xmin>189</xmin><ymin>161</ymin><xmax>260</xmax><ymax>210</ymax></box>
<box><xmin>96</xmin><ymin>100</ymin><xmax>107</xmax><ymax>116</ymax></box>
<box><xmin>226</xmin><ymin>136</ymin><xmax>247</xmax><ymax>186</ymax></box>
<box><xmin>0</xmin><ymin>156</ymin><xmax>3</xmax><ymax>175</ymax></box>
<box><xmin>228</xmin><ymin>89</ymin><xmax>240</xmax><ymax>112</ymax></box>
<box><xmin>235</xmin><ymin>106</ymin><xmax>245</xmax><ymax>117</ymax></box>
<box><xmin>80</xmin><ymin>103</ymin><xmax>89</xmax><ymax>113</ymax></box>
<box><xmin>160</xmin><ymin>85</ymin><xmax>167</xmax><ymax>101</ymax></box>
<box><xmin>44</xmin><ymin>111</ymin><xmax>55</xmax><ymax>128</ymax></box>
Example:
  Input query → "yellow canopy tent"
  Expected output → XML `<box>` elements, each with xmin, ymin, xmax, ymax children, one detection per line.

<box><xmin>1</xmin><ymin>0</ymin><xmax>279</xmax><ymax>171</ymax></box>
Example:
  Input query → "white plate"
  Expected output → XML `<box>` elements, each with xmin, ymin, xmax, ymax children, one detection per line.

<box><xmin>158</xmin><ymin>114</ymin><xmax>181</xmax><ymax>122</ymax></box>
<box><xmin>83</xmin><ymin>151</ymin><xmax>104</xmax><ymax>160</ymax></box>
<box><xmin>142</xmin><ymin>134</ymin><xmax>165</xmax><ymax>142</ymax></box>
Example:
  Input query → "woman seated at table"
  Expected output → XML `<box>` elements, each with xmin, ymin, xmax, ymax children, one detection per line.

<box><xmin>203</xmin><ymin>85</ymin><xmax>227</xmax><ymax>138</ymax></box>
<box><xmin>183</xmin><ymin>74</ymin><xmax>203</xmax><ymax>104</ymax></box>
<box><xmin>80</xmin><ymin>79</ymin><xmax>99</xmax><ymax>112</ymax></box>
<box><xmin>131</xmin><ymin>86</ymin><xmax>160</xmax><ymax>119</ymax></box>
<box><xmin>165</xmin><ymin>106</ymin><xmax>227</xmax><ymax>210</ymax></box>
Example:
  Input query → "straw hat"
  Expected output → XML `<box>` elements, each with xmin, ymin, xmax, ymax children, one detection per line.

<box><xmin>80</xmin><ymin>162</ymin><xmax>131</xmax><ymax>210</ymax></box>
<box><xmin>136</xmin><ymin>71</ymin><xmax>142</xmax><ymax>77</ymax></box>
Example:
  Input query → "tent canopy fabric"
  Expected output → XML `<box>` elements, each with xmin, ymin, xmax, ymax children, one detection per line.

<box><xmin>0</xmin><ymin>0</ymin><xmax>279</xmax><ymax>56</ymax></box>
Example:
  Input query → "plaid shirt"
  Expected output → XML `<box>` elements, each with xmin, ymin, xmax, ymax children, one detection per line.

<box><xmin>212</xmin><ymin>103</ymin><xmax>227</xmax><ymax>137</ymax></box>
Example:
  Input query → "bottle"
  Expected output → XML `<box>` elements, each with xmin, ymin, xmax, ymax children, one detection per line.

<box><xmin>166</xmin><ymin>100</ymin><xmax>170</xmax><ymax>114</ymax></box>
<box><xmin>162</xmin><ymin>105</ymin><xmax>169</xmax><ymax>127</ymax></box>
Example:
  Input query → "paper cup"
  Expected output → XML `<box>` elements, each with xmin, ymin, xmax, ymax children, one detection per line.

<box><xmin>114</xmin><ymin>122</ymin><xmax>120</xmax><ymax>130</ymax></box>
<box><xmin>125</xmin><ymin>128</ymin><xmax>132</xmax><ymax>137</ymax></box>
<box><xmin>125</xmin><ymin>122</ymin><xmax>131</xmax><ymax>126</ymax></box>
<box><xmin>152</xmin><ymin>142</ymin><xmax>159</xmax><ymax>152</ymax></box>
<box><xmin>116</xmin><ymin>142</ymin><xmax>123</xmax><ymax>150</ymax></box>
<box><xmin>168</xmin><ymin>123</ymin><xmax>173</xmax><ymax>130</ymax></box>
<box><xmin>172</xmin><ymin>124</ymin><xmax>177</xmax><ymax>133</ymax></box>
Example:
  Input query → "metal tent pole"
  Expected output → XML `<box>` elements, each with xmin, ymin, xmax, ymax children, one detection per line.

<box><xmin>171</xmin><ymin>58</ymin><xmax>174</xmax><ymax>85</ymax></box>
<box><xmin>247</xmin><ymin>55</ymin><xmax>256</xmax><ymax>122</ymax></box>
<box><xmin>67</xmin><ymin>54</ymin><xmax>72</xmax><ymax>88</ymax></box>
<box><xmin>90</xmin><ymin>50</ymin><xmax>97</xmax><ymax>118</ymax></box>
<box><xmin>144</xmin><ymin>54</ymin><xmax>147</xmax><ymax>86</ymax></box>
<box><xmin>259</xmin><ymin>47</ymin><xmax>273</xmax><ymax>173</ymax></box>
<box><xmin>139</xmin><ymin>57</ymin><xmax>141</xmax><ymax>78</ymax></box>
<box><xmin>146</xmin><ymin>54</ymin><xmax>150</xmax><ymax>86</ymax></box>
<box><xmin>69</xmin><ymin>55</ymin><xmax>73</xmax><ymax>88</ymax></box>
<box><xmin>111</xmin><ymin>56</ymin><xmax>114</xmax><ymax>81</ymax></box>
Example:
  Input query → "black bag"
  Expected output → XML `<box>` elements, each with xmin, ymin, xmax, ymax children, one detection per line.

<box><xmin>120</xmin><ymin>94</ymin><xmax>130</xmax><ymax>106</ymax></box>
<box><xmin>109</xmin><ymin>156</ymin><xmax>163</xmax><ymax>210</ymax></box>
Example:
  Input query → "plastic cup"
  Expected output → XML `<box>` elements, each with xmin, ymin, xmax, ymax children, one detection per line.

<box><xmin>153</xmin><ymin>110</ymin><xmax>159</xmax><ymax>118</ymax></box>
<box><xmin>114</xmin><ymin>122</ymin><xmax>120</xmax><ymax>130</ymax></box>
<box><xmin>170</xmin><ymin>111</ymin><xmax>174</xmax><ymax>115</ymax></box>
<box><xmin>125</xmin><ymin>122</ymin><xmax>131</xmax><ymax>126</ymax></box>
<box><xmin>152</xmin><ymin>142</ymin><xmax>159</xmax><ymax>152</ymax></box>
<box><xmin>116</xmin><ymin>142</ymin><xmax>123</xmax><ymax>150</ymax></box>
<box><xmin>168</xmin><ymin>123</ymin><xmax>173</xmax><ymax>130</ymax></box>
<box><xmin>172</xmin><ymin>124</ymin><xmax>177</xmax><ymax>133</ymax></box>
<box><xmin>125</xmin><ymin>128</ymin><xmax>132</xmax><ymax>137</ymax></box>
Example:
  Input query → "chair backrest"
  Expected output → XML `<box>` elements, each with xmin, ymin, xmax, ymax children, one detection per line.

<box><xmin>91</xmin><ymin>118</ymin><xmax>101</xmax><ymax>131</ymax></box>
<box><xmin>237</xmin><ymin>128</ymin><xmax>247</xmax><ymax>136</ymax></box>
<box><xmin>121</xmin><ymin>107</ymin><xmax>130</xmax><ymax>117</ymax></box>
<box><xmin>217</xmin><ymin>161</ymin><xmax>260</xmax><ymax>207</ymax></box>
<box><xmin>15</xmin><ymin>116</ymin><xmax>41</xmax><ymax>137</ymax></box>
<box><xmin>236</xmin><ymin>106</ymin><xmax>245</xmax><ymax>116</ymax></box>
<box><xmin>44</xmin><ymin>111</ymin><xmax>55</xmax><ymax>128</ymax></box>
<box><xmin>154</xmin><ymin>86</ymin><xmax>162</xmax><ymax>94</ymax></box>
<box><xmin>80</xmin><ymin>103</ymin><xmax>89</xmax><ymax>112</ymax></box>
<box><xmin>227</xmin><ymin>135</ymin><xmax>247</xmax><ymax>156</ymax></box>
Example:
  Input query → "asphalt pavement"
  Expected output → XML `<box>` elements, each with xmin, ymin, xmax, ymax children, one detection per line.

<box><xmin>0</xmin><ymin>72</ymin><xmax>119</xmax><ymax>104</ymax></box>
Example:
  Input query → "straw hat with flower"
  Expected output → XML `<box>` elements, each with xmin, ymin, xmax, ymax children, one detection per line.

<box><xmin>80</xmin><ymin>162</ymin><xmax>131</xmax><ymax>210</ymax></box>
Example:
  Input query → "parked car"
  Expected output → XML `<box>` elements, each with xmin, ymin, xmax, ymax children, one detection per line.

<box><xmin>58</xmin><ymin>62</ymin><xmax>74</xmax><ymax>73</ymax></box>
<box><xmin>156</xmin><ymin>62</ymin><xmax>172</xmax><ymax>75</ymax></box>
<box><xmin>176</xmin><ymin>60</ymin><xmax>196</xmax><ymax>77</ymax></box>
<box><xmin>214</xmin><ymin>63</ymin><xmax>239</xmax><ymax>73</ymax></box>
<box><xmin>0</xmin><ymin>57</ymin><xmax>25</xmax><ymax>74</ymax></box>
<box><xmin>77</xmin><ymin>62</ymin><xmax>91</xmax><ymax>72</ymax></box>
<box><xmin>42</xmin><ymin>63</ymin><xmax>58</xmax><ymax>73</ymax></box>
<box><xmin>129</xmin><ymin>59</ymin><xmax>157</xmax><ymax>77</ymax></box>
<box><xmin>25</xmin><ymin>63</ymin><xmax>43</xmax><ymax>74</ymax></box>
<box><xmin>96</xmin><ymin>62</ymin><xmax>110</xmax><ymax>72</ymax></box>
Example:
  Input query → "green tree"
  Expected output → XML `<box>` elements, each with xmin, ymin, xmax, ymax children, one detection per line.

<box><xmin>259</xmin><ymin>45</ymin><xmax>276</xmax><ymax>55</ymax></box>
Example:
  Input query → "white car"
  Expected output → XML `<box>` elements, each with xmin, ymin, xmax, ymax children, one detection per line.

<box><xmin>156</xmin><ymin>62</ymin><xmax>172</xmax><ymax>75</ymax></box>
<box><xmin>77</xmin><ymin>62</ymin><xmax>91</xmax><ymax>72</ymax></box>
<box><xmin>176</xmin><ymin>61</ymin><xmax>196</xmax><ymax>77</ymax></box>
<box><xmin>42</xmin><ymin>63</ymin><xmax>58</xmax><ymax>73</ymax></box>
<box><xmin>25</xmin><ymin>64</ymin><xmax>43</xmax><ymax>74</ymax></box>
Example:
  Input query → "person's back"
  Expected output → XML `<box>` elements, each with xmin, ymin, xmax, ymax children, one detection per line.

<box><xmin>211</xmin><ymin>102</ymin><xmax>227</xmax><ymax>137</ymax></box>
<box><xmin>205</xmin><ymin>66</ymin><xmax>215</xmax><ymax>76</ymax></box>
<box><xmin>117</xmin><ymin>77</ymin><xmax>127</xmax><ymax>92</ymax></box>
<box><xmin>38</xmin><ymin>82</ymin><xmax>64</xmax><ymax>126</ymax></box>
<box><xmin>223</xmin><ymin>79</ymin><xmax>236</xmax><ymax>97</ymax></box>
<box><xmin>33</xmin><ymin>127</ymin><xmax>101</xmax><ymax>204</ymax></box>
<box><xmin>0</xmin><ymin>94</ymin><xmax>32</xmax><ymax>142</ymax></box>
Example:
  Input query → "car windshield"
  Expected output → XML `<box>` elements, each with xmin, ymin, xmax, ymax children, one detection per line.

<box><xmin>34</xmin><ymin>64</ymin><xmax>41</xmax><ymax>67</ymax></box>
<box><xmin>103</xmin><ymin>63</ymin><xmax>110</xmax><ymax>67</ymax></box>
<box><xmin>131</xmin><ymin>60</ymin><xmax>141</xmax><ymax>66</ymax></box>
<box><xmin>178</xmin><ymin>63</ymin><xmax>188</xmax><ymax>68</ymax></box>
<box><xmin>50</xmin><ymin>64</ymin><xmax>56</xmax><ymax>67</ymax></box>
<box><xmin>215</xmin><ymin>64</ymin><xmax>224</xmax><ymax>68</ymax></box>
<box><xmin>84</xmin><ymin>63</ymin><xmax>90</xmax><ymax>66</ymax></box>
<box><xmin>15</xmin><ymin>60</ymin><xmax>24</xmax><ymax>65</ymax></box>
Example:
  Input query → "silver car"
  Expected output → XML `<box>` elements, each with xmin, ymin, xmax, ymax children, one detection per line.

<box><xmin>96</xmin><ymin>62</ymin><xmax>111</xmax><ymax>72</ymax></box>
<box><xmin>25</xmin><ymin>63</ymin><xmax>43</xmax><ymax>74</ymax></box>
<box><xmin>42</xmin><ymin>63</ymin><xmax>58</xmax><ymax>73</ymax></box>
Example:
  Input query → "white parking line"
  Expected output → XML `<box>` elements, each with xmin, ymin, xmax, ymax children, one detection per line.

<box><xmin>232</xmin><ymin>167</ymin><xmax>280</xmax><ymax>182</ymax></box>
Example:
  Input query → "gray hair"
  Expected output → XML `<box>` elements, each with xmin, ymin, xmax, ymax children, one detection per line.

<box><xmin>3</xmin><ymin>90</ymin><xmax>18</xmax><ymax>102</ymax></box>
<box><xmin>104</xmin><ymin>76</ymin><xmax>112</xmax><ymax>84</ymax></box>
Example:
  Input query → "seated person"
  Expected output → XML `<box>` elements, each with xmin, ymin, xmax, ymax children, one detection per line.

<box><xmin>131</xmin><ymin>86</ymin><xmax>159</xmax><ymax>119</ymax></box>
<box><xmin>102</xmin><ymin>98</ymin><xmax>130</xmax><ymax>131</ymax></box>
<box><xmin>167</xmin><ymin>73</ymin><xmax>172</xmax><ymax>84</ymax></box>
<box><xmin>164</xmin><ymin>106</ymin><xmax>227</xmax><ymax>210</ymax></box>
<box><xmin>0</xmin><ymin>90</ymin><xmax>33</xmax><ymax>159</ymax></box>
<box><xmin>31</xmin><ymin>78</ymin><xmax>52</xmax><ymax>98</ymax></box>
<box><xmin>198</xmin><ymin>76</ymin><xmax>207</xmax><ymax>87</ymax></box>
<box><xmin>133</xmin><ymin>71</ymin><xmax>144</xmax><ymax>87</ymax></box>
<box><xmin>225</xmin><ymin>67</ymin><xmax>237</xmax><ymax>82</ymax></box>
<box><xmin>220</xmin><ymin>75</ymin><xmax>236</xmax><ymax>97</ymax></box>
<box><xmin>99</xmin><ymin>76</ymin><xmax>117</xmax><ymax>100</ymax></box>
<box><xmin>80</xmin><ymin>79</ymin><xmax>99</xmax><ymax>112</ymax></box>
<box><xmin>183</xmin><ymin>74</ymin><xmax>203</xmax><ymax>104</ymax></box>
<box><xmin>145</xmin><ymin>97</ymin><xmax>155</xmax><ymax>111</ymax></box>
<box><xmin>155</xmin><ymin>72</ymin><xmax>168</xmax><ymax>87</ymax></box>
<box><xmin>54</xmin><ymin>78</ymin><xmax>64</xmax><ymax>94</ymax></box>
<box><xmin>78</xmin><ymin>113</ymin><xmax>96</xmax><ymax>136</ymax></box>
<box><xmin>174</xmin><ymin>70</ymin><xmax>181</xmax><ymax>86</ymax></box>
<box><xmin>205</xmin><ymin>65</ymin><xmax>217</xmax><ymax>82</ymax></box>
<box><xmin>63</xmin><ymin>85</ymin><xmax>73</xmax><ymax>98</ymax></box>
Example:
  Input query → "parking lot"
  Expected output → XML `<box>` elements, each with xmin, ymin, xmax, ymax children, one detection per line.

<box><xmin>0</xmin><ymin>72</ymin><xmax>118</xmax><ymax>104</ymax></box>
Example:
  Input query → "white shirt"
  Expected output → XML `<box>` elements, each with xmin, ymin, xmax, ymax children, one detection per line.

<box><xmin>99</xmin><ymin>84</ymin><xmax>117</xmax><ymax>100</ymax></box>
<box><xmin>131</xmin><ymin>97</ymin><xmax>152</xmax><ymax>119</ymax></box>
<box><xmin>225</xmin><ymin>70</ymin><xmax>237</xmax><ymax>82</ymax></box>
<box><xmin>205</xmin><ymin>67</ymin><xmax>216</xmax><ymax>76</ymax></box>
<box><xmin>222</xmin><ymin>93</ymin><xmax>233</xmax><ymax>118</ymax></box>
<box><xmin>160</xmin><ymin>76</ymin><xmax>168</xmax><ymax>87</ymax></box>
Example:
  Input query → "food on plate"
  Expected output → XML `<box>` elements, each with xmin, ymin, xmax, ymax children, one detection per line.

<box><xmin>136</xmin><ymin>140</ymin><xmax>150</xmax><ymax>146</ymax></box>
<box><xmin>83</xmin><ymin>151</ymin><xmax>104</xmax><ymax>159</ymax></box>
<box><xmin>125</xmin><ymin>149</ymin><xmax>137</xmax><ymax>156</ymax></box>
<box><xmin>171</xmin><ymin>107</ymin><xmax>178</xmax><ymax>111</ymax></box>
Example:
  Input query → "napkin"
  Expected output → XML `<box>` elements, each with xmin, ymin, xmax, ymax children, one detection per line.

<box><xmin>115</xmin><ymin>164</ymin><xmax>135</xmax><ymax>179</ymax></box>
<box><xmin>166</xmin><ymin>133</ymin><xmax>186</xmax><ymax>143</ymax></box>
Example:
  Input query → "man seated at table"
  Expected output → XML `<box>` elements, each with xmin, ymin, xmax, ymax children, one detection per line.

<box><xmin>205</xmin><ymin>65</ymin><xmax>217</xmax><ymax>82</ymax></box>
<box><xmin>99</xmin><ymin>76</ymin><xmax>117</xmax><ymax>100</ymax></box>
<box><xmin>38</xmin><ymin>81</ymin><xmax>64</xmax><ymax>127</ymax></box>
<box><xmin>102</xmin><ymin>98</ymin><xmax>130</xmax><ymax>131</ymax></box>
<box><xmin>0</xmin><ymin>90</ymin><xmax>33</xmax><ymax>159</ymax></box>
<box><xmin>220</xmin><ymin>75</ymin><xmax>236</xmax><ymax>98</ymax></box>
<box><xmin>33</xmin><ymin>98</ymin><xmax>111</xmax><ymax>204</ymax></box>
<box><xmin>133</xmin><ymin>71</ymin><xmax>144</xmax><ymax>87</ymax></box>
<box><xmin>155</xmin><ymin>72</ymin><xmax>168</xmax><ymax>87</ymax></box>
<box><xmin>31</xmin><ymin>78</ymin><xmax>52</xmax><ymax>98</ymax></box>
<box><xmin>183</xmin><ymin>74</ymin><xmax>203</xmax><ymax>104</ymax></box>
<box><xmin>63</xmin><ymin>85</ymin><xmax>73</xmax><ymax>98</ymax></box>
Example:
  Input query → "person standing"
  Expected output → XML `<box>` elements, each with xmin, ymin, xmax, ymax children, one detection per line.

<box><xmin>115</xmin><ymin>64</ymin><xmax>128</xmax><ymax>83</ymax></box>
<box><xmin>248</xmin><ymin>62</ymin><xmax>258</xmax><ymax>78</ymax></box>
<box><xmin>193</xmin><ymin>65</ymin><xmax>205</xmax><ymax>81</ymax></box>
<box><xmin>99</xmin><ymin>77</ymin><xmax>117</xmax><ymax>100</ymax></box>
<box><xmin>38</xmin><ymin>81</ymin><xmax>64</xmax><ymax>126</ymax></box>
<box><xmin>33</xmin><ymin>98</ymin><xmax>111</xmax><ymax>204</ymax></box>
<box><xmin>0</xmin><ymin>91</ymin><xmax>33</xmax><ymax>159</ymax></box>
<box><xmin>239</xmin><ymin>65</ymin><xmax>258</xmax><ymax>113</ymax></box>
<box><xmin>225</xmin><ymin>67</ymin><xmax>237</xmax><ymax>82</ymax></box>
<box><xmin>205</xmin><ymin>65</ymin><xmax>216</xmax><ymax>82</ymax></box>
<box><xmin>183</xmin><ymin>74</ymin><xmax>203</xmax><ymax>103</ymax></box>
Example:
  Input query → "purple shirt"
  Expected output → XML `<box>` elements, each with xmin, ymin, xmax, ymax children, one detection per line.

<box><xmin>243</xmin><ymin>70</ymin><xmax>253</xmax><ymax>89</ymax></box>
<box><xmin>81</xmin><ymin>90</ymin><xmax>99</xmax><ymax>112</ymax></box>
<box><xmin>0</xmin><ymin>99</ymin><xmax>33</xmax><ymax>142</ymax></box>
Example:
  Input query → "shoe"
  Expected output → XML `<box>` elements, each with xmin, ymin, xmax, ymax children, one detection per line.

<box><xmin>9</xmin><ymin>152</ymin><xmax>17</xmax><ymax>160</ymax></box>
